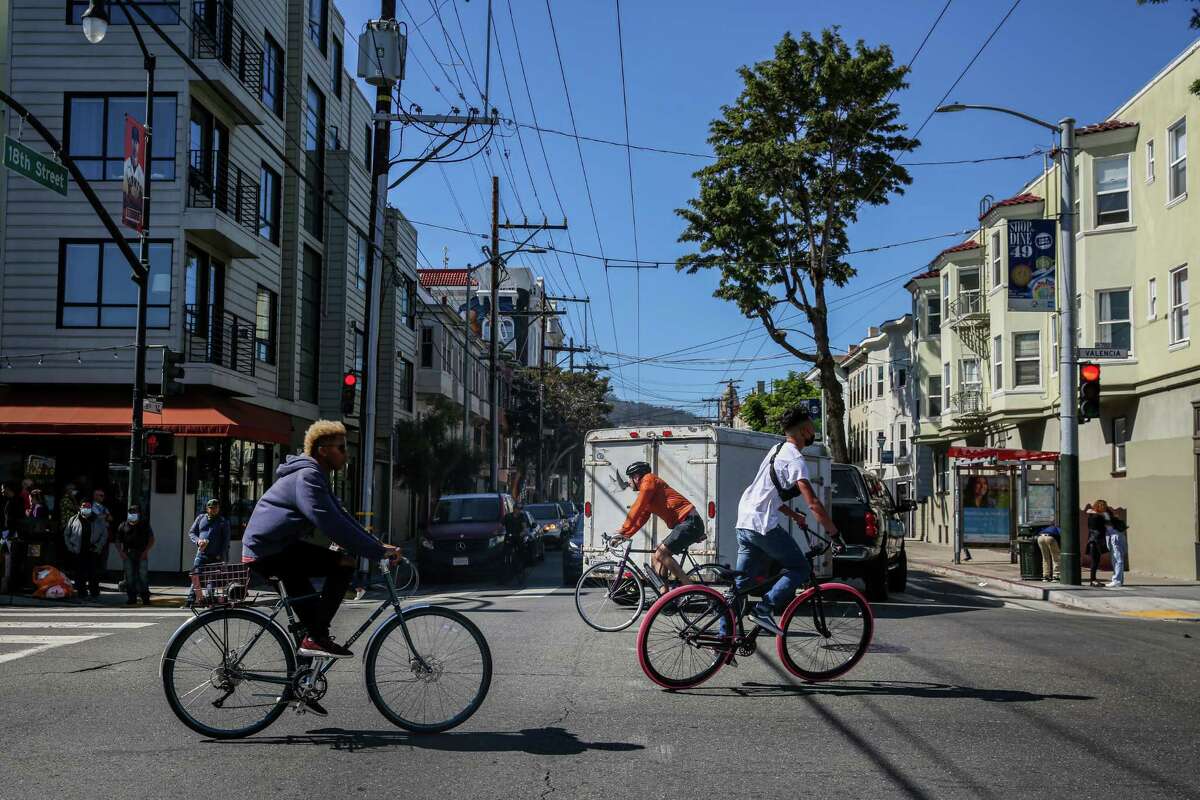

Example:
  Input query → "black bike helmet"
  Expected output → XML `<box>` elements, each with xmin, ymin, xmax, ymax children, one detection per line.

<box><xmin>625</xmin><ymin>461</ymin><xmax>651</xmax><ymax>479</ymax></box>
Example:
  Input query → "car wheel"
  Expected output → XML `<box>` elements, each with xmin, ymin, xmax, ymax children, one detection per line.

<box><xmin>887</xmin><ymin>549</ymin><xmax>908</xmax><ymax>594</ymax></box>
<box><xmin>865</xmin><ymin>553</ymin><xmax>889</xmax><ymax>602</ymax></box>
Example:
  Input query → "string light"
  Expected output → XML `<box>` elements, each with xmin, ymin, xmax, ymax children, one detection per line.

<box><xmin>77</xmin><ymin>354</ymin><xmax>82</xmax><ymax>364</ymax></box>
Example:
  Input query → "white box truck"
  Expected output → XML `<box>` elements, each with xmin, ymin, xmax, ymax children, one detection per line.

<box><xmin>581</xmin><ymin>425</ymin><xmax>833</xmax><ymax>578</ymax></box>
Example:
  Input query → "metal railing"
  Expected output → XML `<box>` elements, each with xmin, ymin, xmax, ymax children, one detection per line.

<box><xmin>950</xmin><ymin>387</ymin><xmax>986</xmax><ymax>416</ymax></box>
<box><xmin>187</xmin><ymin>150</ymin><xmax>259</xmax><ymax>232</ymax></box>
<box><xmin>947</xmin><ymin>289</ymin><xmax>986</xmax><ymax>320</ymax></box>
<box><xmin>191</xmin><ymin>0</ymin><xmax>264</xmax><ymax>97</ymax></box>
<box><xmin>184</xmin><ymin>304</ymin><xmax>256</xmax><ymax>377</ymax></box>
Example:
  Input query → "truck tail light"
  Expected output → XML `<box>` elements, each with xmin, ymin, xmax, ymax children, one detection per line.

<box><xmin>584</xmin><ymin>501</ymin><xmax>591</xmax><ymax>518</ymax></box>
<box><xmin>662</xmin><ymin>430</ymin><xmax>673</xmax><ymax>438</ymax></box>
<box><xmin>707</xmin><ymin>501</ymin><xmax>716</xmax><ymax>519</ymax></box>
<box><xmin>864</xmin><ymin>511</ymin><xmax>878</xmax><ymax>538</ymax></box>
<box><xmin>629</xmin><ymin>432</ymin><xmax>639</xmax><ymax>438</ymax></box>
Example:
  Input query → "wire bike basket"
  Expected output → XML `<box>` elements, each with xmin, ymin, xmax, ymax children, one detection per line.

<box><xmin>189</xmin><ymin>563</ymin><xmax>252</xmax><ymax>607</ymax></box>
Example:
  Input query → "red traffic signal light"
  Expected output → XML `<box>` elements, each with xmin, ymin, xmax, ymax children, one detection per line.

<box><xmin>1080</xmin><ymin>363</ymin><xmax>1101</xmax><ymax>382</ymax></box>
<box><xmin>143</xmin><ymin>429</ymin><xmax>175</xmax><ymax>458</ymax></box>
<box><xmin>340</xmin><ymin>372</ymin><xmax>358</xmax><ymax>415</ymax></box>
<box><xmin>343</xmin><ymin>373</ymin><xmax>358</xmax><ymax>387</ymax></box>
<box><xmin>1078</xmin><ymin>362</ymin><xmax>1102</xmax><ymax>422</ymax></box>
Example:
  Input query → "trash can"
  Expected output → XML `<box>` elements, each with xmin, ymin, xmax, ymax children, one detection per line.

<box><xmin>1017</xmin><ymin>527</ymin><xmax>1043</xmax><ymax>580</ymax></box>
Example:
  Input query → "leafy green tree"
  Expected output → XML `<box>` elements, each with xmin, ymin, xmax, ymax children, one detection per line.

<box><xmin>1138</xmin><ymin>0</ymin><xmax>1200</xmax><ymax>94</ymax></box>
<box><xmin>676</xmin><ymin>29</ymin><xmax>917</xmax><ymax>462</ymax></box>
<box><xmin>738</xmin><ymin>372</ymin><xmax>819</xmax><ymax>433</ymax></box>
<box><xmin>393</xmin><ymin>396</ymin><xmax>481</xmax><ymax>523</ymax></box>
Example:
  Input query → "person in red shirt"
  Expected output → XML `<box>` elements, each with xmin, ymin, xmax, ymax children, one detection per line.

<box><xmin>615</xmin><ymin>462</ymin><xmax>706</xmax><ymax>585</ymax></box>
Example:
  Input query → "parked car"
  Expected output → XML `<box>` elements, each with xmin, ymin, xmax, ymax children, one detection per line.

<box><xmin>565</xmin><ymin>502</ymin><xmax>585</xmax><ymax>536</ymax></box>
<box><xmin>829</xmin><ymin>463</ymin><xmax>913</xmax><ymax>601</ymax></box>
<box><xmin>563</xmin><ymin>524</ymin><xmax>584</xmax><ymax>586</ymax></box>
<box><xmin>419</xmin><ymin>493</ymin><xmax>516</xmax><ymax>580</ymax></box>
<box><xmin>518</xmin><ymin>508</ymin><xmax>547</xmax><ymax>563</ymax></box>
<box><xmin>525</xmin><ymin>503</ymin><xmax>570</xmax><ymax>548</ymax></box>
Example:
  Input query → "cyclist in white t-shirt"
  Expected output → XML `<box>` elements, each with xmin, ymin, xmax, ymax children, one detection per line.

<box><xmin>732</xmin><ymin>406</ymin><xmax>840</xmax><ymax>635</ymax></box>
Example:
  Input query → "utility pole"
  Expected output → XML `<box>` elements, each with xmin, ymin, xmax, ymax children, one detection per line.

<box><xmin>717</xmin><ymin>379</ymin><xmax>741</xmax><ymax>426</ymax></box>
<box><xmin>1056</xmin><ymin>118</ymin><xmax>1081</xmax><ymax>586</ymax></box>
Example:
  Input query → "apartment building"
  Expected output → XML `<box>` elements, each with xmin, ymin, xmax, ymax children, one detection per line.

<box><xmin>0</xmin><ymin>1</ymin><xmax>420</xmax><ymax>570</ymax></box>
<box><xmin>907</xmin><ymin>40</ymin><xmax>1199</xmax><ymax>579</ymax></box>
<box><xmin>415</xmin><ymin>284</ymin><xmax>492</xmax><ymax>452</ymax></box>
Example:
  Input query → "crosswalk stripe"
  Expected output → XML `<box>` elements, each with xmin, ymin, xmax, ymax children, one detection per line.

<box><xmin>0</xmin><ymin>633</ymin><xmax>110</xmax><ymax>665</ymax></box>
<box><xmin>0</xmin><ymin>621</ymin><xmax>159</xmax><ymax>629</ymax></box>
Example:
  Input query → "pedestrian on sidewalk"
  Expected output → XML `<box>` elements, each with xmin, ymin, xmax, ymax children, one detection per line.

<box><xmin>1036</xmin><ymin>524</ymin><xmax>1061</xmax><ymax>582</ymax></box>
<box><xmin>64</xmin><ymin>501</ymin><xmax>107</xmax><ymax>599</ymax></box>
<box><xmin>186</xmin><ymin>499</ymin><xmax>230</xmax><ymax>604</ymax></box>
<box><xmin>55</xmin><ymin>484</ymin><xmax>80</xmax><ymax>572</ymax></box>
<box><xmin>1105</xmin><ymin>509</ymin><xmax>1129</xmax><ymax>589</ymax></box>
<box><xmin>1086</xmin><ymin>500</ymin><xmax>1112</xmax><ymax>587</ymax></box>
<box><xmin>115</xmin><ymin>505</ymin><xmax>155</xmax><ymax>605</ymax></box>
<box><xmin>26</xmin><ymin>488</ymin><xmax>52</xmax><ymax>578</ymax></box>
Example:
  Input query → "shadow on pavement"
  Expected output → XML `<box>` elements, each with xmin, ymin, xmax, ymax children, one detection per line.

<box><xmin>207</xmin><ymin>726</ymin><xmax>644</xmax><ymax>755</ymax></box>
<box><xmin>670</xmin><ymin>679</ymin><xmax>1094</xmax><ymax>704</ymax></box>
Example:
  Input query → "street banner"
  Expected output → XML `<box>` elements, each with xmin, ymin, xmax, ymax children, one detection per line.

<box><xmin>805</xmin><ymin>397</ymin><xmax>823</xmax><ymax>441</ymax></box>
<box><xmin>961</xmin><ymin>473</ymin><xmax>1012</xmax><ymax>545</ymax></box>
<box><xmin>122</xmin><ymin>115</ymin><xmax>147</xmax><ymax>232</ymax></box>
<box><xmin>1007</xmin><ymin>219</ymin><xmax>1056</xmax><ymax>312</ymax></box>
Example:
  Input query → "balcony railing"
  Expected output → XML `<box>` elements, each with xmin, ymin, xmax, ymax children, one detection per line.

<box><xmin>947</xmin><ymin>289</ymin><xmax>986</xmax><ymax>321</ymax></box>
<box><xmin>191</xmin><ymin>1</ymin><xmax>264</xmax><ymax>97</ymax></box>
<box><xmin>184</xmin><ymin>304</ymin><xmax>256</xmax><ymax>377</ymax></box>
<box><xmin>950</xmin><ymin>387</ymin><xmax>986</xmax><ymax>416</ymax></box>
<box><xmin>187</xmin><ymin>150</ymin><xmax>259</xmax><ymax>232</ymax></box>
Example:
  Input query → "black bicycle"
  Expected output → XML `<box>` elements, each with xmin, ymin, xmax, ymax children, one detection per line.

<box><xmin>161</xmin><ymin>558</ymin><xmax>491</xmax><ymax>739</ymax></box>
<box><xmin>574</xmin><ymin>533</ymin><xmax>731</xmax><ymax>632</ymax></box>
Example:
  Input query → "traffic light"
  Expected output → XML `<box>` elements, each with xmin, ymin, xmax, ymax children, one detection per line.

<box><xmin>1078</xmin><ymin>362</ymin><xmax>1102</xmax><ymax>422</ymax></box>
<box><xmin>162</xmin><ymin>348</ymin><xmax>186</xmax><ymax>397</ymax></box>
<box><xmin>143</xmin><ymin>429</ymin><xmax>175</xmax><ymax>458</ymax></box>
<box><xmin>341</xmin><ymin>372</ymin><xmax>358</xmax><ymax>415</ymax></box>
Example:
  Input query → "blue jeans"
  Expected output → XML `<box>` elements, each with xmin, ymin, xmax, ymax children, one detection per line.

<box><xmin>123</xmin><ymin>556</ymin><xmax>149</xmax><ymax>599</ymax></box>
<box><xmin>734</xmin><ymin>526</ymin><xmax>812</xmax><ymax>616</ymax></box>
<box><xmin>1107</xmin><ymin>532</ymin><xmax>1127</xmax><ymax>584</ymax></box>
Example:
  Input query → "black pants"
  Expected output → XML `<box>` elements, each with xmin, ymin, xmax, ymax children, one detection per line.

<box><xmin>249</xmin><ymin>542</ymin><xmax>353</xmax><ymax>639</ymax></box>
<box><xmin>74</xmin><ymin>549</ymin><xmax>101</xmax><ymax>597</ymax></box>
<box><xmin>1087</xmin><ymin>539</ymin><xmax>1104</xmax><ymax>582</ymax></box>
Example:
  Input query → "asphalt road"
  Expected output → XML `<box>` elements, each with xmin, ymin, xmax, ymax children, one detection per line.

<box><xmin>2</xmin><ymin>552</ymin><xmax>1198</xmax><ymax>800</ymax></box>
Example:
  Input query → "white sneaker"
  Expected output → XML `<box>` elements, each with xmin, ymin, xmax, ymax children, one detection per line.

<box><xmin>1105</xmin><ymin>581</ymin><xmax>1123</xmax><ymax>588</ymax></box>
<box><xmin>354</xmin><ymin>588</ymin><xmax>367</xmax><ymax>601</ymax></box>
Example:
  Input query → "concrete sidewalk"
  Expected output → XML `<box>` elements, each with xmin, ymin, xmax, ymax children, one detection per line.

<box><xmin>906</xmin><ymin>539</ymin><xmax>1200</xmax><ymax>621</ymax></box>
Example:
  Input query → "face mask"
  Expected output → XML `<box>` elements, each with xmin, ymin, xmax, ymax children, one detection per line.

<box><xmin>127</xmin><ymin>513</ymin><xmax>140</xmax><ymax>523</ymax></box>
<box><xmin>81</xmin><ymin>510</ymin><xmax>93</xmax><ymax>518</ymax></box>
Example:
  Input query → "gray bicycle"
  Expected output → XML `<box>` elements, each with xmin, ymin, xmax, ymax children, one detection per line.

<box><xmin>161</xmin><ymin>558</ymin><xmax>491</xmax><ymax>739</ymax></box>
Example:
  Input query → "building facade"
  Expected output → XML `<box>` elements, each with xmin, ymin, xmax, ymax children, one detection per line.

<box><xmin>0</xmin><ymin>1</ymin><xmax>419</xmax><ymax>571</ymax></box>
<box><xmin>907</xmin><ymin>40</ymin><xmax>1199</xmax><ymax>579</ymax></box>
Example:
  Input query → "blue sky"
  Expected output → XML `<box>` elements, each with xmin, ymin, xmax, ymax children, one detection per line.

<box><xmin>338</xmin><ymin>0</ymin><xmax>1198</xmax><ymax>414</ymax></box>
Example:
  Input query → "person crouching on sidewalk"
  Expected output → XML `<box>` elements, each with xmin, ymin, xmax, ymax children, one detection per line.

<box><xmin>114</xmin><ymin>505</ymin><xmax>155</xmax><ymax>605</ymax></box>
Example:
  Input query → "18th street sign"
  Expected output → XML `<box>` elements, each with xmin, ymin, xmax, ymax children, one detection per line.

<box><xmin>4</xmin><ymin>136</ymin><xmax>68</xmax><ymax>196</ymax></box>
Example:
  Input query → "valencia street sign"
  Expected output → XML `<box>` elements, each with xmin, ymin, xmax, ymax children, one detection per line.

<box><xmin>4</xmin><ymin>135</ymin><xmax>68</xmax><ymax>197</ymax></box>
<box><xmin>1076</xmin><ymin>347</ymin><xmax>1129</xmax><ymax>360</ymax></box>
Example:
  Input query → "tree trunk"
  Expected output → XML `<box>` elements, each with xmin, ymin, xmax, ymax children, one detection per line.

<box><xmin>808</xmin><ymin>276</ymin><xmax>849</xmax><ymax>464</ymax></box>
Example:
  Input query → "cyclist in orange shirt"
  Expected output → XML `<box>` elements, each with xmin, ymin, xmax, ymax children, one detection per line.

<box><xmin>614</xmin><ymin>462</ymin><xmax>706</xmax><ymax>584</ymax></box>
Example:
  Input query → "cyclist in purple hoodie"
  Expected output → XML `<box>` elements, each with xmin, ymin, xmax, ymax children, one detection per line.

<box><xmin>242</xmin><ymin>420</ymin><xmax>400</xmax><ymax>660</ymax></box>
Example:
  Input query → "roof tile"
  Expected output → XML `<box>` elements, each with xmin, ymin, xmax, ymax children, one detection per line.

<box><xmin>418</xmin><ymin>269</ymin><xmax>477</xmax><ymax>288</ymax></box>
<box><xmin>1076</xmin><ymin>120</ymin><xmax>1137</xmax><ymax>136</ymax></box>
<box><xmin>978</xmin><ymin>193</ymin><xmax>1043</xmax><ymax>220</ymax></box>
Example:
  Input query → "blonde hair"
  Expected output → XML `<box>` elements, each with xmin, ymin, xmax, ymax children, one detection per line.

<box><xmin>303</xmin><ymin>420</ymin><xmax>348</xmax><ymax>457</ymax></box>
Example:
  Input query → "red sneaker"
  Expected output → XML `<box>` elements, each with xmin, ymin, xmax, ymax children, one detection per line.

<box><xmin>298</xmin><ymin>635</ymin><xmax>354</xmax><ymax>659</ymax></box>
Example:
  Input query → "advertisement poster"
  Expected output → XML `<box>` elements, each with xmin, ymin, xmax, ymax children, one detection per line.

<box><xmin>1007</xmin><ymin>219</ymin><xmax>1056</xmax><ymax>312</ymax></box>
<box><xmin>122</xmin><ymin>116</ymin><xmax>147</xmax><ymax>232</ymax></box>
<box><xmin>24</xmin><ymin>455</ymin><xmax>56</xmax><ymax>483</ymax></box>
<box><xmin>805</xmin><ymin>397</ymin><xmax>823</xmax><ymax>441</ymax></box>
<box><xmin>961</xmin><ymin>473</ymin><xmax>1012</xmax><ymax>544</ymax></box>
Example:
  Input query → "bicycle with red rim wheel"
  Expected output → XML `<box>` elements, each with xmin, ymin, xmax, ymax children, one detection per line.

<box><xmin>635</xmin><ymin>528</ymin><xmax>873</xmax><ymax>689</ymax></box>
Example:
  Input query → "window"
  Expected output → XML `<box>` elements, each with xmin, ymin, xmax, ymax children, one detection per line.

<box><xmin>1148</xmin><ymin>277</ymin><xmax>1158</xmax><ymax>320</ymax></box>
<box><xmin>990</xmin><ymin>230</ymin><xmax>1002</xmax><ymax>287</ymax></box>
<box><xmin>992</xmin><ymin>335</ymin><xmax>1003</xmax><ymax>391</ymax></box>
<box><xmin>331</xmin><ymin>39</ymin><xmax>343</xmax><ymax>97</ymax></box>
<box><xmin>400</xmin><ymin>358</ymin><xmax>415</xmax><ymax>412</ymax></box>
<box><xmin>1146</xmin><ymin>139</ymin><xmax>1156</xmax><ymax>183</ymax></box>
<box><xmin>1170</xmin><ymin>265</ymin><xmax>1189</xmax><ymax>344</ymax></box>
<box><xmin>305</xmin><ymin>184</ymin><xmax>324</xmax><ymax>240</ymax></box>
<box><xmin>258</xmin><ymin>163</ymin><xmax>281</xmax><ymax>243</ymax></box>
<box><xmin>897</xmin><ymin>368</ymin><xmax>907</xmax><ymax>387</ymax></box>
<box><xmin>1168</xmin><ymin>118</ymin><xmax>1187</xmax><ymax>203</ymax></box>
<box><xmin>299</xmin><ymin>247</ymin><xmax>322</xmax><ymax>403</ymax></box>
<box><xmin>66</xmin><ymin>94</ymin><xmax>177</xmax><ymax>180</ymax></box>
<box><xmin>1073</xmin><ymin>165</ymin><xmax>1080</xmax><ymax>222</ymax></box>
<box><xmin>1113</xmin><ymin>417</ymin><xmax>1127</xmax><ymax>474</ymax></box>
<box><xmin>59</xmin><ymin>240</ymin><xmax>172</xmax><ymax>328</ymax></box>
<box><xmin>1096</xmin><ymin>289</ymin><xmax>1132</xmax><ymax>351</ymax></box>
<box><xmin>307</xmin><ymin>0</ymin><xmax>328</xmax><ymax>52</ymax></box>
<box><xmin>353</xmin><ymin>325</ymin><xmax>365</xmax><ymax>374</ymax></box>
<box><xmin>364</xmin><ymin>124</ymin><xmax>372</xmax><ymax>171</ymax></box>
<box><xmin>876</xmin><ymin>365</ymin><xmax>884</xmax><ymax>396</ymax></box>
<box><xmin>941</xmin><ymin>274</ymin><xmax>950</xmax><ymax>320</ymax></box>
<box><xmin>961</xmin><ymin>358</ymin><xmax>981</xmax><ymax>392</ymax></box>
<box><xmin>420</xmin><ymin>328</ymin><xmax>435</xmax><ymax>368</ymax></box>
<box><xmin>1051</xmin><ymin>318</ymin><xmax>1059</xmax><ymax>375</ymax></box>
<box><xmin>926</xmin><ymin>295</ymin><xmax>941</xmax><ymax>336</ymax></box>
<box><xmin>68</xmin><ymin>1</ymin><xmax>178</xmax><ymax>24</ymax></box>
<box><xmin>898</xmin><ymin>423</ymin><xmax>908</xmax><ymax>459</ymax></box>
<box><xmin>402</xmin><ymin>277</ymin><xmax>416</xmax><ymax>330</ymax></box>
<box><xmin>262</xmin><ymin>33</ymin><xmax>284</xmax><ymax>117</ymax></box>
<box><xmin>1013</xmin><ymin>332</ymin><xmax>1040</xmax><ymax>387</ymax></box>
<box><xmin>304</xmin><ymin>81</ymin><xmax>325</xmax><ymax>154</ymax></box>
<box><xmin>355</xmin><ymin>231</ymin><xmax>368</xmax><ymax>290</ymax></box>
<box><xmin>304</xmin><ymin>81</ymin><xmax>325</xmax><ymax>239</ymax></box>
<box><xmin>1094</xmin><ymin>155</ymin><xmax>1130</xmax><ymax>226</ymax></box>
<box><xmin>255</xmin><ymin>286</ymin><xmax>277</xmax><ymax>364</ymax></box>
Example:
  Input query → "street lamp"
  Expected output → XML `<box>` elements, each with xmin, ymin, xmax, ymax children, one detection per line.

<box><xmin>934</xmin><ymin>102</ymin><xmax>1080</xmax><ymax>585</ymax></box>
<box><xmin>83</xmin><ymin>0</ymin><xmax>157</xmax><ymax>513</ymax></box>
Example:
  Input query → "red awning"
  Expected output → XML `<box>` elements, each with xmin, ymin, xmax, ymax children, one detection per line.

<box><xmin>0</xmin><ymin>390</ymin><xmax>293</xmax><ymax>445</ymax></box>
<box><xmin>948</xmin><ymin>446</ymin><xmax>1059</xmax><ymax>463</ymax></box>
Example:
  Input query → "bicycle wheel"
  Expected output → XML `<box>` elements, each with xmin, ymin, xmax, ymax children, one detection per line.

<box><xmin>574</xmin><ymin>561</ymin><xmax>646</xmax><ymax>632</ymax></box>
<box><xmin>161</xmin><ymin>608</ymin><xmax>296</xmax><ymax>739</ymax></box>
<box><xmin>778</xmin><ymin>582</ymin><xmax>873</xmax><ymax>682</ymax></box>
<box><xmin>365</xmin><ymin>606</ymin><xmax>492</xmax><ymax>733</ymax></box>
<box><xmin>687</xmin><ymin>562</ymin><xmax>732</xmax><ymax>586</ymax></box>
<box><xmin>636</xmin><ymin>585</ymin><xmax>735</xmax><ymax>689</ymax></box>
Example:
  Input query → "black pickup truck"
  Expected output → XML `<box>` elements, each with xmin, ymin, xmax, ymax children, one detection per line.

<box><xmin>830</xmin><ymin>463</ymin><xmax>913</xmax><ymax>601</ymax></box>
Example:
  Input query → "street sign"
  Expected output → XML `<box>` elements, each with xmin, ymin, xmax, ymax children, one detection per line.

<box><xmin>1077</xmin><ymin>347</ymin><xmax>1129</xmax><ymax>360</ymax></box>
<box><xmin>142</xmin><ymin>398</ymin><xmax>163</xmax><ymax>414</ymax></box>
<box><xmin>3</xmin><ymin>136</ymin><xmax>67</xmax><ymax>197</ymax></box>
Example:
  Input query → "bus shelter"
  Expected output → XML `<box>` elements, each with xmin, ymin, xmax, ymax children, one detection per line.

<box><xmin>949</xmin><ymin>447</ymin><xmax>1059</xmax><ymax>565</ymax></box>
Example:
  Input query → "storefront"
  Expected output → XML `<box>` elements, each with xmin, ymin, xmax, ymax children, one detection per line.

<box><xmin>0</xmin><ymin>388</ymin><xmax>293</xmax><ymax>574</ymax></box>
